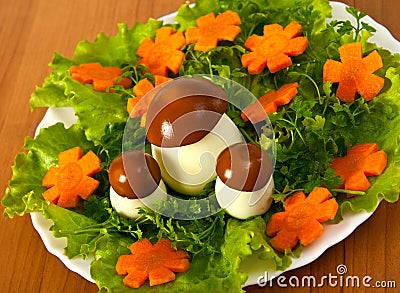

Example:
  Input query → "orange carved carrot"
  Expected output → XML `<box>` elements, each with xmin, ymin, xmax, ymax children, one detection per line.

<box><xmin>69</xmin><ymin>62</ymin><xmax>132</xmax><ymax>91</ymax></box>
<box><xmin>241</xmin><ymin>82</ymin><xmax>299</xmax><ymax>123</ymax></box>
<box><xmin>42</xmin><ymin>147</ymin><xmax>102</xmax><ymax>208</ymax></box>
<box><xmin>127</xmin><ymin>75</ymin><xmax>171</xmax><ymax>117</ymax></box>
<box><xmin>323</xmin><ymin>42</ymin><xmax>384</xmax><ymax>102</ymax></box>
<box><xmin>330</xmin><ymin>143</ymin><xmax>387</xmax><ymax>196</ymax></box>
<box><xmin>185</xmin><ymin>10</ymin><xmax>241</xmax><ymax>52</ymax></box>
<box><xmin>116</xmin><ymin>238</ymin><xmax>190</xmax><ymax>288</ymax></box>
<box><xmin>126</xmin><ymin>75</ymin><xmax>172</xmax><ymax>127</ymax></box>
<box><xmin>242</xmin><ymin>21</ymin><xmax>308</xmax><ymax>74</ymax></box>
<box><xmin>266</xmin><ymin>187</ymin><xmax>338</xmax><ymax>252</ymax></box>
<box><xmin>136</xmin><ymin>27</ymin><xmax>186</xmax><ymax>76</ymax></box>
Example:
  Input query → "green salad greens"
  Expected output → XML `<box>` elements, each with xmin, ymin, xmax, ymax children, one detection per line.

<box><xmin>3</xmin><ymin>0</ymin><xmax>400</xmax><ymax>292</ymax></box>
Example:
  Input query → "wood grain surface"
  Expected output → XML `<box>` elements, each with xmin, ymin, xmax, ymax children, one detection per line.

<box><xmin>1</xmin><ymin>0</ymin><xmax>399</xmax><ymax>292</ymax></box>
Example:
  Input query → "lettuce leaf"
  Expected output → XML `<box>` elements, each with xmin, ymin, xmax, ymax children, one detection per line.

<box><xmin>30</xmin><ymin>69</ymin><xmax>73</xmax><ymax>109</ymax></box>
<box><xmin>2</xmin><ymin>123</ymin><xmax>96</xmax><ymax>218</ymax></box>
<box><xmin>30</xmin><ymin>19</ymin><xmax>163</xmax><ymax>143</ymax></box>
<box><xmin>91</xmin><ymin>216</ymin><xmax>289</xmax><ymax>293</ymax></box>
<box><xmin>31</xmin><ymin>55</ymin><xmax>128</xmax><ymax>144</ymax></box>
<box><xmin>334</xmin><ymin>68</ymin><xmax>400</xmax><ymax>217</ymax></box>
<box><xmin>45</xmin><ymin>204</ymin><xmax>101</xmax><ymax>259</ymax></box>
<box><xmin>176</xmin><ymin>0</ymin><xmax>331</xmax><ymax>35</ymax></box>
<box><xmin>72</xmin><ymin>20</ymin><xmax>162</xmax><ymax>67</ymax></box>
<box><xmin>175</xmin><ymin>0</ymin><xmax>220</xmax><ymax>31</ymax></box>
<box><xmin>65</xmin><ymin>79</ymin><xmax>128</xmax><ymax>144</ymax></box>
<box><xmin>90</xmin><ymin>234</ymin><xmax>132</xmax><ymax>293</ymax></box>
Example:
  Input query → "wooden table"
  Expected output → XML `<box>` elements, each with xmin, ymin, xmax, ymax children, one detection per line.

<box><xmin>1</xmin><ymin>0</ymin><xmax>399</xmax><ymax>292</ymax></box>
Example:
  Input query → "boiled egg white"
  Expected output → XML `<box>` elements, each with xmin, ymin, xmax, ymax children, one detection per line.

<box><xmin>145</xmin><ymin>77</ymin><xmax>244</xmax><ymax>195</ymax></box>
<box><xmin>215</xmin><ymin>143</ymin><xmax>274</xmax><ymax>219</ymax></box>
<box><xmin>151</xmin><ymin>113</ymin><xmax>244</xmax><ymax>195</ymax></box>
<box><xmin>108</xmin><ymin>150</ymin><xmax>166</xmax><ymax>218</ymax></box>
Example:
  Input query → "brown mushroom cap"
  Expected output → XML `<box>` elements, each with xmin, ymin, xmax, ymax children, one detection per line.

<box><xmin>145</xmin><ymin>78</ymin><xmax>228</xmax><ymax>147</ymax></box>
<box><xmin>216</xmin><ymin>143</ymin><xmax>273</xmax><ymax>192</ymax></box>
<box><xmin>108</xmin><ymin>150</ymin><xmax>162</xmax><ymax>199</ymax></box>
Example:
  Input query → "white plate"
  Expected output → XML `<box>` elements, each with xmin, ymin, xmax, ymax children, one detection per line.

<box><xmin>30</xmin><ymin>1</ymin><xmax>400</xmax><ymax>288</ymax></box>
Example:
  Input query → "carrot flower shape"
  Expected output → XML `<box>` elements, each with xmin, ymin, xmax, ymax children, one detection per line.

<box><xmin>241</xmin><ymin>82</ymin><xmax>299</xmax><ymax>123</ymax></box>
<box><xmin>242</xmin><ymin>21</ymin><xmax>308</xmax><ymax>74</ymax></box>
<box><xmin>330</xmin><ymin>143</ymin><xmax>387</xmax><ymax>196</ymax></box>
<box><xmin>323</xmin><ymin>42</ymin><xmax>384</xmax><ymax>102</ymax></box>
<box><xmin>266</xmin><ymin>187</ymin><xmax>338</xmax><ymax>252</ymax></box>
<box><xmin>116</xmin><ymin>238</ymin><xmax>190</xmax><ymax>288</ymax></box>
<box><xmin>69</xmin><ymin>62</ymin><xmax>132</xmax><ymax>91</ymax></box>
<box><xmin>136</xmin><ymin>27</ymin><xmax>186</xmax><ymax>76</ymax></box>
<box><xmin>185</xmin><ymin>10</ymin><xmax>241</xmax><ymax>52</ymax></box>
<box><xmin>42</xmin><ymin>147</ymin><xmax>102</xmax><ymax>208</ymax></box>
<box><xmin>127</xmin><ymin>75</ymin><xmax>171</xmax><ymax>118</ymax></box>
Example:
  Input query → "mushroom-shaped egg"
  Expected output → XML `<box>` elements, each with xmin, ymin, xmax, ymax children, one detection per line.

<box><xmin>215</xmin><ymin>143</ymin><xmax>274</xmax><ymax>219</ymax></box>
<box><xmin>108</xmin><ymin>150</ymin><xmax>166</xmax><ymax>218</ymax></box>
<box><xmin>146</xmin><ymin>77</ymin><xmax>244</xmax><ymax>195</ymax></box>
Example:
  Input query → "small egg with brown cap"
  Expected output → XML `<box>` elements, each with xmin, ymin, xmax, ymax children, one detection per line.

<box><xmin>108</xmin><ymin>150</ymin><xmax>166</xmax><ymax>218</ymax></box>
<box><xmin>215</xmin><ymin>142</ymin><xmax>274</xmax><ymax>219</ymax></box>
<box><xmin>145</xmin><ymin>77</ymin><xmax>244</xmax><ymax>195</ymax></box>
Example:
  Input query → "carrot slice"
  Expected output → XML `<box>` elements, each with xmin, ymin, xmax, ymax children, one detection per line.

<box><xmin>241</xmin><ymin>51</ymin><xmax>265</xmax><ymax>75</ymax></box>
<box><xmin>126</xmin><ymin>76</ymin><xmax>172</xmax><ymax>127</ymax></box>
<box><xmin>77</xmin><ymin>151</ymin><xmax>102</xmax><ymax>176</ymax></box>
<box><xmin>306</xmin><ymin>186</ymin><xmax>332</xmax><ymax>204</ymax></box>
<box><xmin>296</xmin><ymin>218</ymin><xmax>324</xmax><ymax>246</ymax></box>
<box><xmin>41</xmin><ymin>185</ymin><xmax>59</xmax><ymax>204</ymax></box>
<box><xmin>330</xmin><ymin>142</ymin><xmax>387</xmax><ymax>196</ymax></box>
<box><xmin>266</xmin><ymin>187</ymin><xmax>338</xmax><ymax>252</ymax></box>
<box><xmin>149</xmin><ymin>267</ymin><xmax>176</xmax><ymax>287</ymax></box>
<box><xmin>269</xmin><ymin>230</ymin><xmax>299</xmax><ymax>253</ymax></box>
<box><xmin>284</xmin><ymin>189</ymin><xmax>306</xmax><ymax>209</ymax></box>
<box><xmin>116</xmin><ymin>238</ymin><xmax>190</xmax><ymax>289</ymax></box>
<box><xmin>41</xmin><ymin>147</ymin><xmax>102</xmax><ymax>208</ymax></box>
<box><xmin>136</xmin><ymin>27</ymin><xmax>185</xmax><ymax>76</ymax></box>
<box><xmin>316</xmin><ymin>199</ymin><xmax>339</xmax><ymax>222</ymax></box>
<box><xmin>323</xmin><ymin>42</ymin><xmax>384</xmax><ymax>102</ymax></box>
<box><xmin>267</xmin><ymin>53</ymin><xmax>292</xmax><ymax>74</ymax></box>
<box><xmin>129</xmin><ymin>237</ymin><xmax>153</xmax><ymax>254</ymax></box>
<box><xmin>121</xmin><ymin>268</ymin><xmax>148</xmax><ymax>289</ymax></box>
<box><xmin>283</xmin><ymin>21</ymin><xmax>303</xmax><ymax>38</ymax></box>
<box><xmin>241</xmin><ymin>82</ymin><xmax>298</xmax><ymax>123</ymax></box>
<box><xmin>42</xmin><ymin>166</ymin><xmax>59</xmax><ymax>187</ymax></box>
<box><xmin>69</xmin><ymin>62</ymin><xmax>132</xmax><ymax>91</ymax></box>
<box><xmin>58</xmin><ymin>146</ymin><xmax>82</xmax><ymax>168</ymax></box>
<box><xmin>71</xmin><ymin>175</ymin><xmax>100</xmax><ymax>200</ymax></box>
<box><xmin>323</xmin><ymin>60</ymin><xmax>342</xmax><ymax>83</ymax></box>
<box><xmin>242</xmin><ymin>21</ymin><xmax>308</xmax><ymax>74</ymax></box>
<box><xmin>265</xmin><ymin>212</ymin><xmax>286</xmax><ymax>236</ymax></box>
<box><xmin>338</xmin><ymin>42</ymin><xmax>362</xmax><ymax>62</ymax></box>
<box><xmin>185</xmin><ymin>10</ymin><xmax>241</xmax><ymax>52</ymax></box>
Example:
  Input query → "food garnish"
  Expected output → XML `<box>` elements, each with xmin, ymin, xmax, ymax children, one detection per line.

<box><xmin>241</xmin><ymin>82</ymin><xmax>299</xmax><ymax>123</ymax></box>
<box><xmin>323</xmin><ymin>42</ymin><xmax>384</xmax><ymax>102</ymax></box>
<box><xmin>42</xmin><ymin>146</ymin><xmax>101</xmax><ymax>208</ymax></box>
<box><xmin>185</xmin><ymin>10</ymin><xmax>242</xmax><ymax>52</ymax></box>
<box><xmin>330</xmin><ymin>143</ymin><xmax>387</xmax><ymax>196</ymax></box>
<box><xmin>69</xmin><ymin>62</ymin><xmax>132</xmax><ymax>91</ymax></box>
<box><xmin>126</xmin><ymin>75</ymin><xmax>172</xmax><ymax>127</ymax></box>
<box><xmin>136</xmin><ymin>26</ymin><xmax>186</xmax><ymax>76</ymax></box>
<box><xmin>215</xmin><ymin>142</ymin><xmax>274</xmax><ymax>219</ymax></box>
<box><xmin>241</xmin><ymin>21</ymin><xmax>308</xmax><ymax>74</ymax></box>
<box><xmin>116</xmin><ymin>238</ymin><xmax>190</xmax><ymax>288</ymax></box>
<box><xmin>266</xmin><ymin>187</ymin><xmax>338</xmax><ymax>252</ymax></box>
